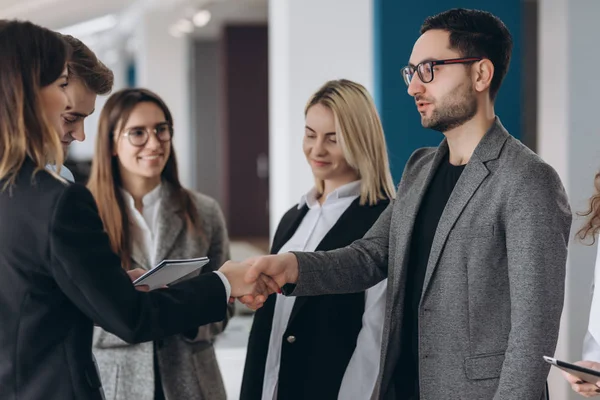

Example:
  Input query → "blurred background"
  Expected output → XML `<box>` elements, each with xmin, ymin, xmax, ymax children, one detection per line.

<box><xmin>1</xmin><ymin>0</ymin><xmax>597</xmax><ymax>398</ymax></box>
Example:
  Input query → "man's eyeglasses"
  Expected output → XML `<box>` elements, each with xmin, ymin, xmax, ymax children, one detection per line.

<box><xmin>401</xmin><ymin>57</ymin><xmax>482</xmax><ymax>86</ymax></box>
<box><xmin>121</xmin><ymin>123</ymin><xmax>173</xmax><ymax>147</ymax></box>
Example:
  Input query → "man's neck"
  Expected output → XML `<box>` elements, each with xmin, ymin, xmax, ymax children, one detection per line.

<box><xmin>443</xmin><ymin>110</ymin><xmax>496</xmax><ymax>166</ymax></box>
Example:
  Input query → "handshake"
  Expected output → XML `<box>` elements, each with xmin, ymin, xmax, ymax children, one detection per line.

<box><xmin>218</xmin><ymin>252</ymin><xmax>300</xmax><ymax>309</ymax></box>
<box><xmin>126</xmin><ymin>253</ymin><xmax>301</xmax><ymax>310</ymax></box>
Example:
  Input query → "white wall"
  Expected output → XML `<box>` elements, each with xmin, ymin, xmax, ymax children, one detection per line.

<box><xmin>268</xmin><ymin>0</ymin><xmax>374</xmax><ymax>235</ymax></box>
<box><xmin>135</xmin><ymin>7</ymin><xmax>193</xmax><ymax>188</ymax></box>
<box><xmin>191</xmin><ymin>40</ymin><xmax>222</xmax><ymax>199</ymax></box>
<box><xmin>539</xmin><ymin>0</ymin><xmax>600</xmax><ymax>398</ymax></box>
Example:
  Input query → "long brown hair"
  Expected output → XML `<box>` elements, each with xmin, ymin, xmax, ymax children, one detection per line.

<box><xmin>87</xmin><ymin>88</ymin><xmax>201</xmax><ymax>269</ymax></box>
<box><xmin>578</xmin><ymin>171</ymin><xmax>600</xmax><ymax>244</ymax></box>
<box><xmin>0</xmin><ymin>20</ymin><xmax>70</xmax><ymax>189</ymax></box>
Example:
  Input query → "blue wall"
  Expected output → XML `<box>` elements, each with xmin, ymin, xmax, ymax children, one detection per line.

<box><xmin>127</xmin><ymin>61</ymin><xmax>136</xmax><ymax>88</ymax></box>
<box><xmin>373</xmin><ymin>0</ymin><xmax>522</xmax><ymax>182</ymax></box>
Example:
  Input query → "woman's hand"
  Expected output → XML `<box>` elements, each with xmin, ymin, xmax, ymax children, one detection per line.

<box><xmin>127</xmin><ymin>268</ymin><xmax>150</xmax><ymax>292</ymax></box>
<box><xmin>563</xmin><ymin>361</ymin><xmax>600</xmax><ymax>397</ymax></box>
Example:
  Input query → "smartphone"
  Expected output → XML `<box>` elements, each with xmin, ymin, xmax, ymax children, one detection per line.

<box><xmin>544</xmin><ymin>356</ymin><xmax>600</xmax><ymax>384</ymax></box>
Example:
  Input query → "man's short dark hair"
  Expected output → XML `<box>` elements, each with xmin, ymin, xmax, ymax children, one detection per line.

<box><xmin>420</xmin><ymin>8</ymin><xmax>512</xmax><ymax>101</ymax></box>
<box><xmin>62</xmin><ymin>34</ymin><xmax>114</xmax><ymax>95</ymax></box>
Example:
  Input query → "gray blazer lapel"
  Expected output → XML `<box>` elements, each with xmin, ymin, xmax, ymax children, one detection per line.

<box><xmin>378</xmin><ymin>145</ymin><xmax>449</xmax><ymax>398</ymax></box>
<box><xmin>154</xmin><ymin>186</ymin><xmax>184</xmax><ymax>264</ymax></box>
<box><xmin>391</xmin><ymin>145</ymin><xmax>448</xmax><ymax>291</ymax></box>
<box><xmin>420</xmin><ymin>161</ymin><xmax>489</xmax><ymax>299</ymax></box>
<box><xmin>130</xmin><ymin>237</ymin><xmax>150</xmax><ymax>269</ymax></box>
<box><xmin>420</xmin><ymin>118</ymin><xmax>509</xmax><ymax>300</ymax></box>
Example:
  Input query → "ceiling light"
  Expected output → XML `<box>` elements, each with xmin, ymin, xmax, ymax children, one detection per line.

<box><xmin>175</xmin><ymin>19</ymin><xmax>194</xmax><ymax>34</ymax></box>
<box><xmin>169</xmin><ymin>25</ymin><xmax>185</xmax><ymax>38</ymax></box>
<box><xmin>193</xmin><ymin>10</ymin><xmax>211</xmax><ymax>27</ymax></box>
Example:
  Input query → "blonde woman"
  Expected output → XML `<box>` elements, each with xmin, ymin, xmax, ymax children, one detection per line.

<box><xmin>240</xmin><ymin>79</ymin><xmax>395</xmax><ymax>400</ymax></box>
<box><xmin>87</xmin><ymin>88</ymin><xmax>234</xmax><ymax>400</ymax></box>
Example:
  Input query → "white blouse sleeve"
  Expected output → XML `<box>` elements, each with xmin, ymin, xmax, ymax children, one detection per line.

<box><xmin>584</xmin><ymin>243</ymin><xmax>600</xmax><ymax>361</ymax></box>
<box><xmin>338</xmin><ymin>279</ymin><xmax>387</xmax><ymax>400</ymax></box>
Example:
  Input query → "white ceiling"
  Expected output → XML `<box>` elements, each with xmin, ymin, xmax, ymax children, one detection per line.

<box><xmin>0</xmin><ymin>0</ymin><xmax>268</xmax><ymax>36</ymax></box>
<box><xmin>0</xmin><ymin>0</ymin><xmax>138</xmax><ymax>29</ymax></box>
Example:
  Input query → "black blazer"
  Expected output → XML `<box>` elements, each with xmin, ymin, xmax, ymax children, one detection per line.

<box><xmin>240</xmin><ymin>197</ymin><xmax>389</xmax><ymax>400</ymax></box>
<box><xmin>0</xmin><ymin>160</ymin><xmax>227</xmax><ymax>400</ymax></box>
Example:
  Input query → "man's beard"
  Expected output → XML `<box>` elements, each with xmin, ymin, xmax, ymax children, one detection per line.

<box><xmin>422</xmin><ymin>82</ymin><xmax>478</xmax><ymax>133</ymax></box>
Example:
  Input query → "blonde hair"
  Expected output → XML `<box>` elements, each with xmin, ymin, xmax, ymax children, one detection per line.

<box><xmin>305</xmin><ymin>79</ymin><xmax>395</xmax><ymax>205</ymax></box>
<box><xmin>0</xmin><ymin>20</ymin><xmax>69</xmax><ymax>190</ymax></box>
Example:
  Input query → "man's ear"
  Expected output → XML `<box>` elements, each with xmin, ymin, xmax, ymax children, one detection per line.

<box><xmin>472</xmin><ymin>59</ymin><xmax>494</xmax><ymax>94</ymax></box>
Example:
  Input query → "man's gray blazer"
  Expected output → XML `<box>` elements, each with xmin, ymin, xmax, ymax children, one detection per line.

<box><xmin>292</xmin><ymin>119</ymin><xmax>572</xmax><ymax>400</ymax></box>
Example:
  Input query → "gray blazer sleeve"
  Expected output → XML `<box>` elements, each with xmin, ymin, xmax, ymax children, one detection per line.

<box><xmin>291</xmin><ymin>200</ymin><xmax>393</xmax><ymax>296</ymax></box>
<box><xmin>494</xmin><ymin>162</ymin><xmax>572</xmax><ymax>399</ymax></box>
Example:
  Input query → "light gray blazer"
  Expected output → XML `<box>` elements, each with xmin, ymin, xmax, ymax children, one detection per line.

<box><xmin>292</xmin><ymin>119</ymin><xmax>572</xmax><ymax>400</ymax></box>
<box><xmin>92</xmin><ymin>184</ymin><xmax>234</xmax><ymax>400</ymax></box>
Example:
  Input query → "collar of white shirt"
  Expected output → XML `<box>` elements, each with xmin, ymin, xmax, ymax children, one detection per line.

<box><xmin>298</xmin><ymin>180</ymin><xmax>361</xmax><ymax>210</ymax></box>
<box><xmin>45</xmin><ymin>164</ymin><xmax>74</xmax><ymax>182</ymax></box>
<box><xmin>120</xmin><ymin>183</ymin><xmax>163</xmax><ymax>212</ymax></box>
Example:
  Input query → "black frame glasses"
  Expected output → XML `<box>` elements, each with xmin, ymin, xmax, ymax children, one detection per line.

<box><xmin>401</xmin><ymin>57</ymin><xmax>482</xmax><ymax>86</ymax></box>
<box><xmin>121</xmin><ymin>123</ymin><xmax>173</xmax><ymax>147</ymax></box>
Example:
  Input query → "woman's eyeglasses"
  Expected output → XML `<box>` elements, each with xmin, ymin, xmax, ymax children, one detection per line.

<box><xmin>121</xmin><ymin>123</ymin><xmax>173</xmax><ymax>147</ymax></box>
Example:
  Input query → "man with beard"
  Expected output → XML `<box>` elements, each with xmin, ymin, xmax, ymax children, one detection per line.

<box><xmin>48</xmin><ymin>34</ymin><xmax>113</xmax><ymax>181</ymax></box>
<box><xmin>234</xmin><ymin>8</ymin><xmax>572</xmax><ymax>400</ymax></box>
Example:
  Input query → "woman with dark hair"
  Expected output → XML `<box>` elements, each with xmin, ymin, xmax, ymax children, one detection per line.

<box><xmin>88</xmin><ymin>88</ymin><xmax>233</xmax><ymax>400</ymax></box>
<box><xmin>0</xmin><ymin>20</ymin><xmax>264</xmax><ymax>400</ymax></box>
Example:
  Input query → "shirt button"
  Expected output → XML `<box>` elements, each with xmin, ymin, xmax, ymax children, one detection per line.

<box><xmin>286</xmin><ymin>335</ymin><xmax>296</xmax><ymax>344</ymax></box>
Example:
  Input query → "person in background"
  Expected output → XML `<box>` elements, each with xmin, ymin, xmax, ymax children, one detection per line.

<box><xmin>0</xmin><ymin>19</ymin><xmax>266</xmax><ymax>400</ymax></box>
<box><xmin>87</xmin><ymin>88</ymin><xmax>234</xmax><ymax>400</ymax></box>
<box><xmin>240</xmin><ymin>79</ymin><xmax>395</xmax><ymax>400</ymax></box>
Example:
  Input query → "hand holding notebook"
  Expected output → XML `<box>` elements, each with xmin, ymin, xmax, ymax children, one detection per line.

<box><xmin>133</xmin><ymin>257</ymin><xmax>210</xmax><ymax>290</ymax></box>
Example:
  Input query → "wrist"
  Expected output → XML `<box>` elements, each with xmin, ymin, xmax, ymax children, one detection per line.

<box><xmin>285</xmin><ymin>252</ymin><xmax>299</xmax><ymax>283</ymax></box>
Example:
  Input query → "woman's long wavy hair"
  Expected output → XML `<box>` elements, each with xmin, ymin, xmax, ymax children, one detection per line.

<box><xmin>0</xmin><ymin>20</ymin><xmax>70</xmax><ymax>190</ymax></box>
<box><xmin>87</xmin><ymin>88</ymin><xmax>201</xmax><ymax>269</ymax></box>
<box><xmin>577</xmin><ymin>171</ymin><xmax>600</xmax><ymax>244</ymax></box>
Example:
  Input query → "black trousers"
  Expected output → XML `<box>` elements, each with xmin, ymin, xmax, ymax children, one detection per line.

<box><xmin>154</xmin><ymin>342</ymin><xmax>166</xmax><ymax>400</ymax></box>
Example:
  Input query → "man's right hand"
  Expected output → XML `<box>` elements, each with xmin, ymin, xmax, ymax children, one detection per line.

<box><xmin>237</xmin><ymin>253</ymin><xmax>299</xmax><ymax>308</ymax></box>
<box><xmin>245</xmin><ymin>253</ymin><xmax>299</xmax><ymax>287</ymax></box>
<box><xmin>562</xmin><ymin>360</ymin><xmax>600</xmax><ymax>397</ymax></box>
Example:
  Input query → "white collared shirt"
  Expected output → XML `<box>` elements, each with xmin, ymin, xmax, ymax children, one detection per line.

<box><xmin>121</xmin><ymin>184</ymin><xmax>163</xmax><ymax>267</ymax></box>
<box><xmin>338</xmin><ymin>278</ymin><xmax>387</xmax><ymax>400</ymax></box>
<box><xmin>261</xmin><ymin>181</ymin><xmax>385</xmax><ymax>400</ymax></box>
<box><xmin>584</xmin><ymin>243</ymin><xmax>600</xmax><ymax>361</ymax></box>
